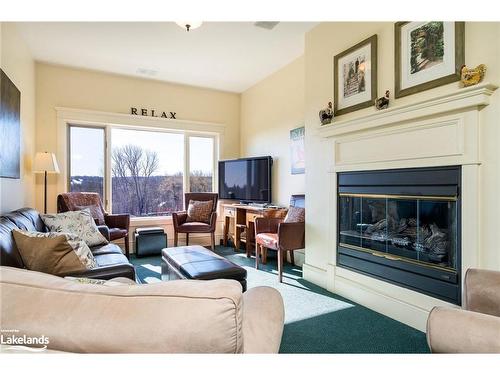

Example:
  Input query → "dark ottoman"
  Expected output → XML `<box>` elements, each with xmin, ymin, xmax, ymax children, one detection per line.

<box><xmin>134</xmin><ymin>227</ymin><xmax>167</xmax><ymax>258</ymax></box>
<box><xmin>162</xmin><ymin>245</ymin><xmax>247</xmax><ymax>291</ymax></box>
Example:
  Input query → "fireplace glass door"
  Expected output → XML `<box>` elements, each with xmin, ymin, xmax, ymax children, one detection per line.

<box><xmin>339</xmin><ymin>194</ymin><xmax>458</xmax><ymax>270</ymax></box>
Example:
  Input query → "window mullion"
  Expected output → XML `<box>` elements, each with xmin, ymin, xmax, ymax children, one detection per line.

<box><xmin>105</xmin><ymin>125</ymin><xmax>112</xmax><ymax>213</ymax></box>
<box><xmin>184</xmin><ymin>134</ymin><xmax>190</xmax><ymax>196</ymax></box>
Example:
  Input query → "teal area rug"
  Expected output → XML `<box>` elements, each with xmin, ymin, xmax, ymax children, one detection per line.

<box><xmin>130</xmin><ymin>245</ymin><xmax>429</xmax><ymax>353</ymax></box>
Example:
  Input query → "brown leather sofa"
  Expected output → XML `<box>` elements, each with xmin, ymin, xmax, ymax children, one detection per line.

<box><xmin>172</xmin><ymin>192</ymin><xmax>218</xmax><ymax>250</ymax></box>
<box><xmin>0</xmin><ymin>208</ymin><xmax>135</xmax><ymax>280</ymax></box>
<box><xmin>427</xmin><ymin>268</ymin><xmax>500</xmax><ymax>353</ymax></box>
<box><xmin>57</xmin><ymin>192</ymin><xmax>130</xmax><ymax>258</ymax></box>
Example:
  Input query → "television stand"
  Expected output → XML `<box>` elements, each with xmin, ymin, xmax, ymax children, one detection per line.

<box><xmin>222</xmin><ymin>203</ymin><xmax>287</xmax><ymax>257</ymax></box>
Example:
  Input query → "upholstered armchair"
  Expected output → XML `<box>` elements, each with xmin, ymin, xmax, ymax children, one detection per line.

<box><xmin>172</xmin><ymin>193</ymin><xmax>218</xmax><ymax>250</ymax></box>
<box><xmin>427</xmin><ymin>268</ymin><xmax>500</xmax><ymax>353</ymax></box>
<box><xmin>254</xmin><ymin>194</ymin><xmax>305</xmax><ymax>283</ymax></box>
<box><xmin>57</xmin><ymin>192</ymin><xmax>130</xmax><ymax>258</ymax></box>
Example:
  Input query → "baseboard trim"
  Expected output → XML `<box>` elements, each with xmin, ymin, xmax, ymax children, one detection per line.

<box><xmin>302</xmin><ymin>262</ymin><xmax>448</xmax><ymax>332</ymax></box>
<box><xmin>333</xmin><ymin>272</ymin><xmax>430</xmax><ymax>332</ymax></box>
<box><xmin>303</xmin><ymin>263</ymin><xmax>328</xmax><ymax>289</ymax></box>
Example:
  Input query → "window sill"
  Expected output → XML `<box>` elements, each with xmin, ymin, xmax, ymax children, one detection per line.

<box><xmin>130</xmin><ymin>216</ymin><xmax>173</xmax><ymax>226</ymax></box>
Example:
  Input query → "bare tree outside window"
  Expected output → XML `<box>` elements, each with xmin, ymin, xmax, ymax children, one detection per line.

<box><xmin>68</xmin><ymin>127</ymin><xmax>216</xmax><ymax>218</ymax></box>
<box><xmin>111</xmin><ymin>144</ymin><xmax>182</xmax><ymax>216</ymax></box>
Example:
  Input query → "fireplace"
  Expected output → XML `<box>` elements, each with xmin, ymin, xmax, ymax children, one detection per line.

<box><xmin>337</xmin><ymin>166</ymin><xmax>461</xmax><ymax>304</ymax></box>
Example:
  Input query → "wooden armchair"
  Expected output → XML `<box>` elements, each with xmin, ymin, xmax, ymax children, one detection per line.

<box><xmin>172</xmin><ymin>193</ymin><xmax>218</xmax><ymax>250</ymax></box>
<box><xmin>254</xmin><ymin>195</ymin><xmax>305</xmax><ymax>282</ymax></box>
<box><xmin>57</xmin><ymin>192</ymin><xmax>130</xmax><ymax>258</ymax></box>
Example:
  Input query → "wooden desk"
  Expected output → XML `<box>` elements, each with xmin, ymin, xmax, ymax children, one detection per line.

<box><xmin>222</xmin><ymin>204</ymin><xmax>287</xmax><ymax>257</ymax></box>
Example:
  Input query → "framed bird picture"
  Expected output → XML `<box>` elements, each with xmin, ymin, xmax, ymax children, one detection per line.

<box><xmin>395</xmin><ymin>21</ymin><xmax>465</xmax><ymax>98</ymax></box>
<box><xmin>334</xmin><ymin>35</ymin><xmax>378</xmax><ymax>116</ymax></box>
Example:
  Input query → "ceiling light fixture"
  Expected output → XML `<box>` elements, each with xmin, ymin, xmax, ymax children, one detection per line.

<box><xmin>176</xmin><ymin>21</ymin><xmax>202</xmax><ymax>32</ymax></box>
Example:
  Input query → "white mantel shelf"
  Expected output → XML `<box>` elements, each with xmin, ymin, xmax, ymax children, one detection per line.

<box><xmin>317</xmin><ymin>83</ymin><xmax>498</xmax><ymax>139</ymax></box>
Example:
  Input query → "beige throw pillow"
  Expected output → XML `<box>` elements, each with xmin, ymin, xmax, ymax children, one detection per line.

<box><xmin>186</xmin><ymin>200</ymin><xmax>213</xmax><ymax>223</ymax></box>
<box><xmin>74</xmin><ymin>204</ymin><xmax>105</xmax><ymax>225</ymax></box>
<box><xmin>12</xmin><ymin>230</ymin><xmax>97</xmax><ymax>276</ymax></box>
<box><xmin>284</xmin><ymin>206</ymin><xmax>305</xmax><ymax>223</ymax></box>
<box><xmin>41</xmin><ymin>209</ymin><xmax>108</xmax><ymax>247</ymax></box>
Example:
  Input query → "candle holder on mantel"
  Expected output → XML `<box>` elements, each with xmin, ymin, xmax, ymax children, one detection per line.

<box><xmin>319</xmin><ymin>101</ymin><xmax>334</xmax><ymax>125</ymax></box>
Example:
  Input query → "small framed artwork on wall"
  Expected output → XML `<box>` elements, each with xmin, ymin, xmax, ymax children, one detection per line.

<box><xmin>290</xmin><ymin>126</ymin><xmax>305</xmax><ymax>175</ymax></box>
<box><xmin>395</xmin><ymin>21</ymin><xmax>465</xmax><ymax>98</ymax></box>
<box><xmin>334</xmin><ymin>34</ymin><xmax>378</xmax><ymax>116</ymax></box>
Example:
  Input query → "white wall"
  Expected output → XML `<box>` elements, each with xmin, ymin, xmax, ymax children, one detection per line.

<box><xmin>0</xmin><ymin>23</ymin><xmax>36</xmax><ymax>213</ymax></box>
<box><xmin>240</xmin><ymin>56</ymin><xmax>305</xmax><ymax>207</ymax></box>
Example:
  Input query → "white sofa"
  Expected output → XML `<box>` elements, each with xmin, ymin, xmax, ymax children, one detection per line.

<box><xmin>0</xmin><ymin>266</ymin><xmax>284</xmax><ymax>353</ymax></box>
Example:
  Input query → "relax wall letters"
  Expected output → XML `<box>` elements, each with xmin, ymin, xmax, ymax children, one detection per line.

<box><xmin>130</xmin><ymin>107</ymin><xmax>176</xmax><ymax>119</ymax></box>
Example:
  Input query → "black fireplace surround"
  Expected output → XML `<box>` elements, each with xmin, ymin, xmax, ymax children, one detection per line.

<box><xmin>337</xmin><ymin>166</ymin><xmax>461</xmax><ymax>304</ymax></box>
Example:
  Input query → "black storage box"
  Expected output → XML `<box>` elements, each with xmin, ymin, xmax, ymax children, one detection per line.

<box><xmin>134</xmin><ymin>227</ymin><xmax>167</xmax><ymax>257</ymax></box>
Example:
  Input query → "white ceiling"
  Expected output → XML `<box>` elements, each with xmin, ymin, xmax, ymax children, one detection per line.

<box><xmin>15</xmin><ymin>22</ymin><xmax>316</xmax><ymax>93</ymax></box>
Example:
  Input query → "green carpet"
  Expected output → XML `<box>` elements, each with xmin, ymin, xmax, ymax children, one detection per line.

<box><xmin>130</xmin><ymin>245</ymin><xmax>429</xmax><ymax>353</ymax></box>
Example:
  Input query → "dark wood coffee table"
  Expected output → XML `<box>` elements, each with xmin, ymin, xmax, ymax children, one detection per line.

<box><xmin>161</xmin><ymin>245</ymin><xmax>247</xmax><ymax>291</ymax></box>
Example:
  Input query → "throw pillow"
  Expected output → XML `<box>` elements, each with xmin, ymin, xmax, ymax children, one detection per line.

<box><xmin>186</xmin><ymin>200</ymin><xmax>213</xmax><ymax>223</ymax></box>
<box><xmin>41</xmin><ymin>209</ymin><xmax>108</xmax><ymax>247</ymax></box>
<box><xmin>12</xmin><ymin>230</ymin><xmax>97</xmax><ymax>276</ymax></box>
<box><xmin>74</xmin><ymin>204</ymin><xmax>105</xmax><ymax>225</ymax></box>
<box><xmin>284</xmin><ymin>206</ymin><xmax>305</xmax><ymax>223</ymax></box>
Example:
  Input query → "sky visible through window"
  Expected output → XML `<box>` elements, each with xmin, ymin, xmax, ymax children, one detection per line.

<box><xmin>71</xmin><ymin>126</ymin><xmax>215</xmax><ymax>177</ymax></box>
<box><xmin>112</xmin><ymin>128</ymin><xmax>184</xmax><ymax>175</ymax></box>
<box><xmin>189</xmin><ymin>136</ymin><xmax>213</xmax><ymax>176</ymax></box>
<box><xmin>70</xmin><ymin>126</ymin><xmax>104</xmax><ymax>177</ymax></box>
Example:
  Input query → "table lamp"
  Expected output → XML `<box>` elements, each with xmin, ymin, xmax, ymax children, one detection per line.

<box><xmin>33</xmin><ymin>152</ymin><xmax>60</xmax><ymax>214</ymax></box>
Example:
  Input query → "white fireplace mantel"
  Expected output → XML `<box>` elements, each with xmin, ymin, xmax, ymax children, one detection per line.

<box><xmin>316</xmin><ymin>83</ymin><xmax>497</xmax><ymax>139</ymax></box>
<box><xmin>305</xmin><ymin>82</ymin><xmax>498</xmax><ymax>332</ymax></box>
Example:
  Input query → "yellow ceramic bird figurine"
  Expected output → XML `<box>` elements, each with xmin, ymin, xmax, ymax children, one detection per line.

<box><xmin>460</xmin><ymin>64</ymin><xmax>486</xmax><ymax>87</ymax></box>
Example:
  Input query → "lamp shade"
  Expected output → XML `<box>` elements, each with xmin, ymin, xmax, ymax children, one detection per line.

<box><xmin>33</xmin><ymin>152</ymin><xmax>60</xmax><ymax>173</ymax></box>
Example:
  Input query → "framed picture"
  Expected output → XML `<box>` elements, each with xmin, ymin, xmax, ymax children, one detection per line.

<box><xmin>334</xmin><ymin>35</ymin><xmax>377</xmax><ymax>116</ymax></box>
<box><xmin>290</xmin><ymin>126</ymin><xmax>305</xmax><ymax>175</ymax></box>
<box><xmin>0</xmin><ymin>69</ymin><xmax>21</xmax><ymax>179</ymax></box>
<box><xmin>395</xmin><ymin>21</ymin><xmax>465</xmax><ymax>98</ymax></box>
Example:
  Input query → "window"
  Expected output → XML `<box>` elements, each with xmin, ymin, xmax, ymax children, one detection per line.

<box><xmin>68</xmin><ymin>124</ymin><xmax>218</xmax><ymax>218</ymax></box>
<box><xmin>189</xmin><ymin>136</ymin><xmax>214</xmax><ymax>193</ymax></box>
<box><xmin>68</xmin><ymin>126</ymin><xmax>105</xmax><ymax>200</ymax></box>
<box><xmin>111</xmin><ymin>128</ymin><xmax>184</xmax><ymax>217</ymax></box>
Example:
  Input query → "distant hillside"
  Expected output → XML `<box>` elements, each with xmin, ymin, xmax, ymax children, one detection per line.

<box><xmin>70</xmin><ymin>174</ymin><xmax>212</xmax><ymax>217</ymax></box>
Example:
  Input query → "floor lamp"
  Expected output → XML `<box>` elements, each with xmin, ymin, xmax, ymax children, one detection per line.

<box><xmin>33</xmin><ymin>152</ymin><xmax>60</xmax><ymax>214</ymax></box>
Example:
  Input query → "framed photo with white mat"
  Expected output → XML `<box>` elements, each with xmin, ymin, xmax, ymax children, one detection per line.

<box><xmin>334</xmin><ymin>34</ymin><xmax>377</xmax><ymax>116</ymax></box>
<box><xmin>395</xmin><ymin>21</ymin><xmax>465</xmax><ymax>98</ymax></box>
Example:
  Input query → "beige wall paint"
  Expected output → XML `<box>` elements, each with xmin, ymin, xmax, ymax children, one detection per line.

<box><xmin>304</xmin><ymin>22</ymin><xmax>500</xmax><ymax>282</ymax></box>
<box><xmin>240</xmin><ymin>56</ymin><xmax>305</xmax><ymax>206</ymax></box>
<box><xmin>35</xmin><ymin>63</ymin><xmax>241</xmax><ymax>213</ymax></box>
<box><xmin>0</xmin><ymin>23</ymin><xmax>36</xmax><ymax>213</ymax></box>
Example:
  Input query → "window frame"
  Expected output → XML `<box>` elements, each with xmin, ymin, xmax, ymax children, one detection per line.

<box><xmin>67</xmin><ymin>124</ymin><xmax>108</xmax><ymax>204</ymax></box>
<box><xmin>186</xmin><ymin>133</ymin><xmax>217</xmax><ymax>195</ymax></box>
<box><xmin>67</xmin><ymin>122</ymin><xmax>219</xmax><ymax>218</ymax></box>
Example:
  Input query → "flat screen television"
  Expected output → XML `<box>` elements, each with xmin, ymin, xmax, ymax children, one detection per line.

<box><xmin>218</xmin><ymin>156</ymin><xmax>272</xmax><ymax>203</ymax></box>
